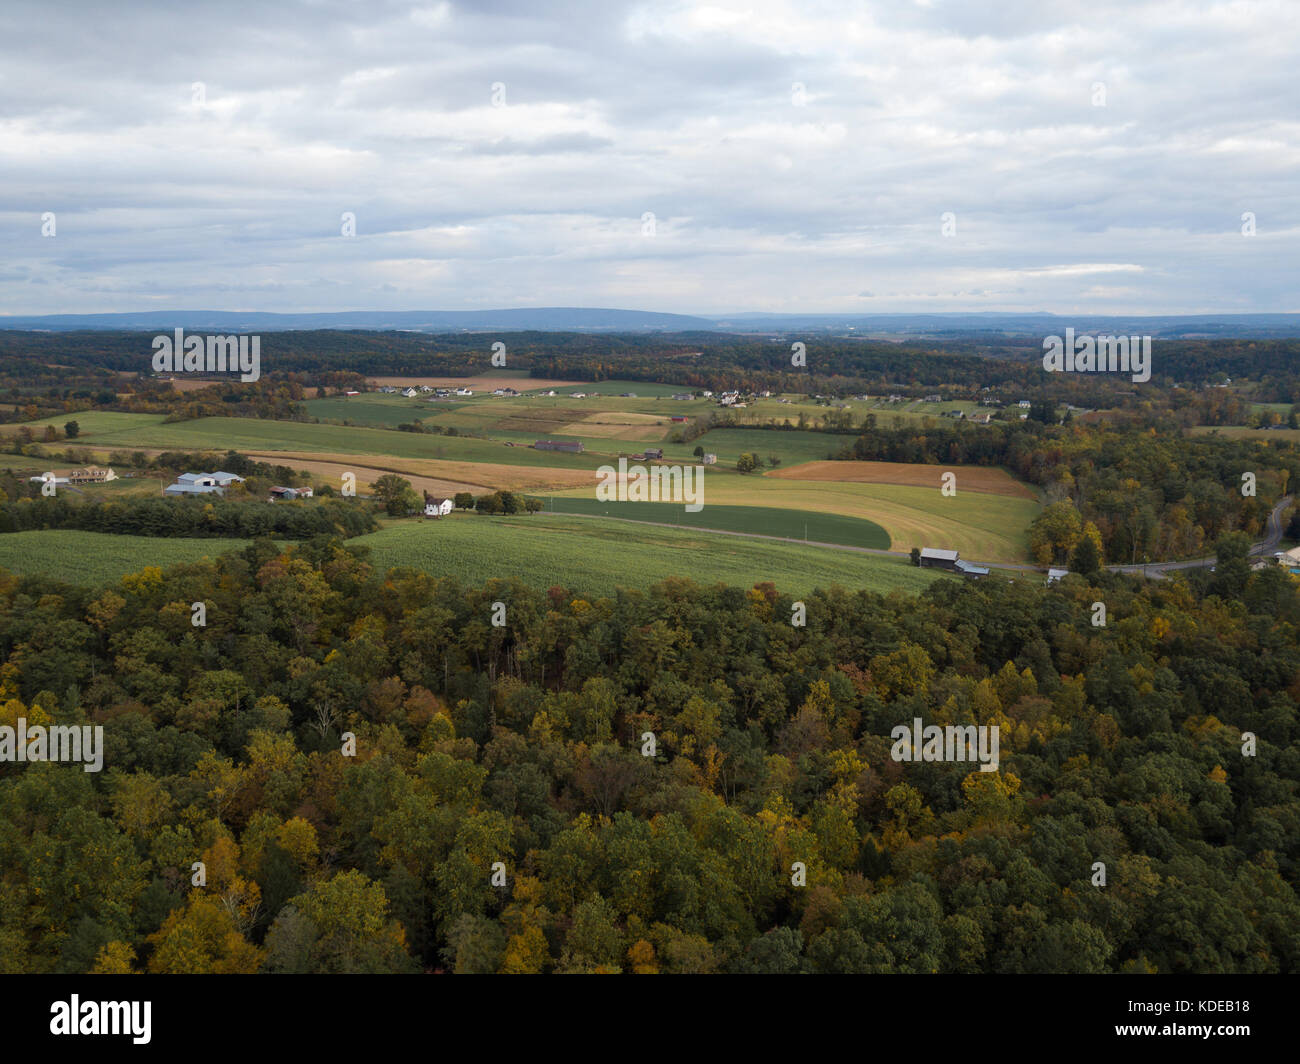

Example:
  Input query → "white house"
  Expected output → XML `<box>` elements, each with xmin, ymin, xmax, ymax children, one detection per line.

<box><xmin>423</xmin><ymin>493</ymin><xmax>454</xmax><ymax>519</ymax></box>
<box><xmin>402</xmin><ymin>387</ymin><xmax>418</xmax><ymax>398</ymax></box>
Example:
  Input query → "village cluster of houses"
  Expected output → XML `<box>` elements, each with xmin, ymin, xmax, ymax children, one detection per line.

<box><xmin>380</xmin><ymin>385</ymin><xmax>480</xmax><ymax>399</ymax></box>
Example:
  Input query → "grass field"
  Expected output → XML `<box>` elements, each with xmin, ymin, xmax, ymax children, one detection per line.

<box><xmin>0</xmin><ymin>519</ymin><xmax>943</xmax><ymax>598</ymax></box>
<box><xmin>769</xmin><ymin>460</ymin><xmax>1038</xmax><ymax>499</ymax></box>
<box><xmin>303</xmin><ymin>394</ymin><xmax>449</xmax><ymax>427</ymax></box>
<box><xmin>1</xmin><ymin>411</ymin><xmax>166</xmax><ymax>437</ymax></box>
<box><xmin>532</xmin><ymin>498</ymin><xmax>891</xmax><ymax>549</ymax></box>
<box><xmin>681</xmin><ymin>427</ymin><xmax>847</xmax><ymax>465</ymax></box>
<box><xmin>1191</xmin><ymin>425</ymin><xmax>1300</xmax><ymax>442</ymax></box>
<box><xmin>0</xmin><ymin>530</ymin><xmax>253</xmax><ymax>584</ymax></box>
<box><xmin>546</xmin><ymin>476</ymin><xmax>1036</xmax><ymax>561</ymax></box>
<box><xmin>3</xmin><ymin>392</ymin><xmax>1040</xmax><ymax>563</ymax></box>
<box><xmin>243</xmin><ymin>452</ymin><xmax>600</xmax><ymax>493</ymax></box>
<box><xmin>352</xmin><ymin>514</ymin><xmax>941</xmax><ymax>597</ymax></box>
<box><xmin>9</xmin><ymin>413</ymin><xmax>611</xmax><ymax>468</ymax></box>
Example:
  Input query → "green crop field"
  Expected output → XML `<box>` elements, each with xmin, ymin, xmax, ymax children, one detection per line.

<box><xmin>532</xmin><ymin>497</ymin><xmax>891</xmax><ymax>549</ymax></box>
<box><xmin>304</xmin><ymin>395</ymin><xmax>455</xmax><ymax>427</ymax></box>
<box><xmin>0</xmin><ymin>530</ymin><xmax>255</xmax><ymax>585</ymax></box>
<box><xmin>25</xmin><ymin>414</ymin><xmax>611</xmax><ymax>468</ymax></box>
<box><xmin>1</xmin><ymin>411</ymin><xmax>168</xmax><ymax>438</ymax></box>
<box><xmin>352</xmin><ymin>513</ymin><xmax>940</xmax><ymax>598</ymax></box>
<box><xmin>675</xmin><ymin>427</ymin><xmax>846</xmax><ymax>465</ymax></box>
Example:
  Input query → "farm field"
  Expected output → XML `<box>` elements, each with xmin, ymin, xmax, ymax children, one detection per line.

<box><xmin>366</xmin><ymin>373</ymin><xmax>583</xmax><ymax>392</ymax></box>
<box><xmin>0</xmin><ymin>530</ymin><xmax>255</xmax><ymax>585</ymax></box>
<box><xmin>352</xmin><ymin>514</ymin><xmax>941</xmax><ymax>598</ymax></box>
<box><xmin>675</xmin><ymin>427</ymin><xmax>845</xmax><ymax>465</ymax></box>
<box><xmin>303</xmin><ymin>394</ymin><xmax>458</xmax><ymax>427</ymax></box>
<box><xmin>240</xmin><ymin>453</ymin><xmax>597</xmax><ymax>494</ymax></box>
<box><xmin>533</xmin><ymin>498</ymin><xmax>891</xmax><ymax>549</ymax></box>
<box><xmin>10</xmin><ymin>413</ymin><xmax>612</xmax><ymax>468</ymax></box>
<box><xmin>545</xmin><ymin>477</ymin><xmax>1036</xmax><ymax>561</ymax></box>
<box><xmin>0</xmin><ymin>411</ymin><xmax>165</xmax><ymax>437</ymax></box>
<box><xmin>1191</xmin><ymin>425</ymin><xmax>1300</xmax><ymax>442</ymax></box>
<box><xmin>770</xmin><ymin>460</ymin><xmax>1038</xmax><ymax>499</ymax></box>
<box><xmin>0</xmin><ymin>518</ymin><xmax>942</xmax><ymax>597</ymax></box>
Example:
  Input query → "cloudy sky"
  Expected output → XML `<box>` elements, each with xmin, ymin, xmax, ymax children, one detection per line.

<box><xmin>2</xmin><ymin>0</ymin><xmax>1296</xmax><ymax>316</ymax></box>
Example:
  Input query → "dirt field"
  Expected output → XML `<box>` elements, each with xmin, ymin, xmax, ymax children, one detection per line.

<box><xmin>367</xmin><ymin>374</ymin><xmax>580</xmax><ymax>392</ymax></box>
<box><xmin>769</xmin><ymin>460</ymin><xmax>1037</xmax><ymax>499</ymax></box>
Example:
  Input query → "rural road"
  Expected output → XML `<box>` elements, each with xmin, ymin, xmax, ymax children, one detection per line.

<box><xmin>1108</xmin><ymin>495</ymin><xmax>1292</xmax><ymax>579</ymax></box>
<box><xmin>539</xmin><ymin>494</ymin><xmax>1294</xmax><ymax>582</ymax></box>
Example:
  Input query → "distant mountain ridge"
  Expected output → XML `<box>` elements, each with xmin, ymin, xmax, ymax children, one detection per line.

<box><xmin>3</xmin><ymin>308</ymin><xmax>1300</xmax><ymax>338</ymax></box>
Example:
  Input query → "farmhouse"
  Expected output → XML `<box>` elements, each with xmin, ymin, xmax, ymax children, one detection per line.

<box><xmin>954</xmin><ymin>559</ymin><xmax>990</xmax><ymax>578</ymax></box>
<box><xmin>69</xmin><ymin>466</ymin><xmax>118</xmax><ymax>484</ymax></box>
<box><xmin>423</xmin><ymin>492</ymin><xmax>454</xmax><ymax>519</ymax></box>
<box><xmin>1046</xmin><ymin>568</ymin><xmax>1069</xmax><ymax>585</ymax></box>
<box><xmin>702</xmin><ymin>453</ymin><xmax>717</xmax><ymax>465</ymax></box>
<box><xmin>643</xmin><ymin>448</ymin><xmax>664</xmax><ymax>460</ymax></box>
<box><xmin>535</xmin><ymin>439</ymin><xmax>584</xmax><ymax>453</ymax></box>
<box><xmin>918</xmin><ymin>548</ymin><xmax>960</xmax><ymax>570</ymax></box>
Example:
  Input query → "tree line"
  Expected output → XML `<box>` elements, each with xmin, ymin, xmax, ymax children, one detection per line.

<box><xmin>0</xmin><ymin>537</ymin><xmax>1295</xmax><ymax>973</ymax></box>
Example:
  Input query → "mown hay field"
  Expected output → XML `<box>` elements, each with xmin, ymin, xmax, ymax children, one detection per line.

<box><xmin>770</xmin><ymin>460</ymin><xmax>1038</xmax><ymax>499</ymax></box>
<box><xmin>547</xmin><ymin>476</ymin><xmax>1036</xmax><ymax>561</ymax></box>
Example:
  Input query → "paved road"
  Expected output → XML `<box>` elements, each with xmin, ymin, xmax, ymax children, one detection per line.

<box><xmin>1108</xmin><ymin>495</ymin><xmax>1292</xmax><ymax>579</ymax></box>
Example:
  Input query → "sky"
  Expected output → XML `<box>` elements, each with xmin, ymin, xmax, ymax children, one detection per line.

<box><xmin>2</xmin><ymin>0</ymin><xmax>1297</xmax><ymax>316</ymax></box>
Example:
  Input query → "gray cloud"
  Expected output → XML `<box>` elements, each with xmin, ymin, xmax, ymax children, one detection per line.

<box><xmin>0</xmin><ymin>0</ymin><xmax>1296</xmax><ymax>314</ymax></box>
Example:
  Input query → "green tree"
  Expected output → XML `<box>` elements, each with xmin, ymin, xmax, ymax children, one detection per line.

<box><xmin>370</xmin><ymin>474</ymin><xmax>418</xmax><ymax>517</ymax></box>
